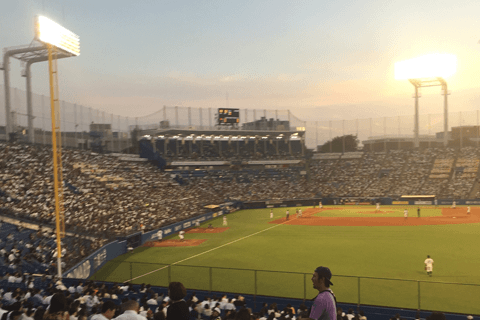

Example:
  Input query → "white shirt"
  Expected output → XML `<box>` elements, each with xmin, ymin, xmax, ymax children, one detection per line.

<box><xmin>424</xmin><ymin>258</ymin><xmax>434</xmax><ymax>267</ymax></box>
<box><xmin>114</xmin><ymin>310</ymin><xmax>147</xmax><ymax>320</ymax></box>
<box><xmin>91</xmin><ymin>314</ymin><xmax>109</xmax><ymax>320</ymax></box>
<box><xmin>44</xmin><ymin>295</ymin><xmax>53</xmax><ymax>305</ymax></box>
<box><xmin>225</xmin><ymin>303</ymin><xmax>235</xmax><ymax>310</ymax></box>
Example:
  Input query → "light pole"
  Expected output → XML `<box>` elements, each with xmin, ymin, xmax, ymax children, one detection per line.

<box><xmin>395</xmin><ymin>54</ymin><xmax>456</xmax><ymax>148</ymax></box>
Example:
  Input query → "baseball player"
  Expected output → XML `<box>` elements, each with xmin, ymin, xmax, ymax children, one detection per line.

<box><xmin>467</xmin><ymin>206</ymin><xmax>471</xmax><ymax>214</ymax></box>
<box><xmin>424</xmin><ymin>255</ymin><xmax>434</xmax><ymax>276</ymax></box>
<box><xmin>376</xmin><ymin>202</ymin><xmax>380</xmax><ymax>212</ymax></box>
<box><xmin>270</xmin><ymin>209</ymin><xmax>274</xmax><ymax>219</ymax></box>
<box><xmin>156</xmin><ymin>229</ymin><xmax>163</xmax><ymax>240</ymax></box>
<box><xmin>179</xmin><ymin>231</ymin><xmax>185</xmax><ymax>241</ymax></box>
<box><xmin>319</xmin><ymin>202</ymin><xmax>323</xmax><ymax>209</ymax></box>
<box><xmin>404</xmin><ymin>209</ymin><xmax>408</xmax><ymax>219</ymax></box>
<box><xmin>223</xmin><ymin>216</ymin><xmax>227</xmax><ymax>226</ymax></box>
<box><xmin>286</xmin><ymin>210</ymin><xmax>290</xmax><ymax>220</ymax></box>
<box><xmin>298</xmin><ymin>208</ymin><xmax>302</xmax><ymax>217</ymax></box>
<box><xmin>452</xmin><ymin>201</ymin><xmax>456</xmax><ymax>209</ymax></box>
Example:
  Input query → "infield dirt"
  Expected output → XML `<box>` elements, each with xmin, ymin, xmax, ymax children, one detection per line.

<box><xmin>270</xmin><ymin>207</ymin><xmax>480</xmax><ymax>226</ymax></box>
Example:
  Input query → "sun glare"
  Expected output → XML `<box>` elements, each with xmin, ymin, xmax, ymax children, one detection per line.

<box><xmin>394</xmin><ymin>53</ymin><xmax>457</xmax><ymax>80</ymax></box>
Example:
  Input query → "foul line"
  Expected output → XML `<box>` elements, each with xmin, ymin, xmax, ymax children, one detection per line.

<box><xmin>125</xmin><ymin>217</ymin><xmax>296</xmax><ymax>282</ymax></box>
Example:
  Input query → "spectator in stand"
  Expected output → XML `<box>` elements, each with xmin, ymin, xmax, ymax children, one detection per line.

<box><xmin>346</xmin><ymin>309</ymin><xmax>354</xmax><ymax>320</ymax></box>
<box><xmin>299</xmin><ymin>266</ymin><xmax>336</xmax><ymax>320</ymax></box>
<box><xmin>90</xmin><ymin>301</ymin><xmax>116</xmax><ymax>320</ymax></box>
<box><xmin>259</xmin><ymin>303</ymin><xmax>268</xmax><ymax>317</ymax></box>
<box><xmin>234</xmin><ymin>309</ymin><xmax>251</xmax><ymax>320</ymax></box>
<box><xmin>358</xmin><ymin>311</ymin><xmax>366</xmax><ymax>320</ymax></box>
<box><xmin>165</xmin><ymin>282</ymin><xmax>188</xmax><ymax>320</ymax></box>
<box><xmin>233</xmin><ymin>296</ymin><xmax>245</xmax><ymax>308</ymax></box>
<box><xmin>391</xmin><ymin>314</ymin><xmax>404</xmax><ymax>320</ymax></box>
<box><xmin>114</xmin><ymin>300</ymin><xmax>146</xmax><ymax>320</ymax></box>
<box><xmin>44</xmin><ymin>293</ymin><xmax>69</xmax><ymax>320</ymax></box>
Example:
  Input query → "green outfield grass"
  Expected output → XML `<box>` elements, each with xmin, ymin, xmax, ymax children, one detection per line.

<box><xmin>92</xmin><ymin>206</ymin><xmax>480</xmax><ymax>314</ymax></box>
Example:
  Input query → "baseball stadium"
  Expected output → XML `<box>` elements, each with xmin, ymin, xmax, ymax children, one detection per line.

<box><xmin>2</xmin><ymin>6</ymin><xmax>480</xmax><ymax>320</ymax></box>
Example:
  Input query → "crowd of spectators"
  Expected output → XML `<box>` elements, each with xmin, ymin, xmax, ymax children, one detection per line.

<box><xmin>0</xmin><ymin>143</ymin><xmax>217</xmax><ymax>239</ymax></box>
<box><xmin>362</xmin><ymin>150</ymin><xmax>406</xmax><ymax>197</ymax></box>
<box><xmin>309</xmin><ymin>147</ymin><xmax>480</xmax><ymax>199</ymax></box>
<box><xmin>0</xmin><ymin>276</ymin><xmax>323</xmax><ymax>320</ymax></box>
<box><xmin>0</xmin><ymin>275</ymin><xmax>459</xmax><ymax>320</ymax></box>
<box><xmin>3</xmin><ymin>143</ymin><xmax>480</xmax><ymax>247</ymax></box>
<box><xmin>0</xmin><ymin>220</ymin><xmax>99</xmax><ymax>276</ymax></box>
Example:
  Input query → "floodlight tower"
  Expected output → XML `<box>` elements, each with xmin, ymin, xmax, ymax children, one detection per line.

<box><xmin>395</xmin><ymin>54</ymin><xmax>457</xmax><ymax>148</ymax></box>
<box><xmin>34</xmin><ymin>15</ymin><xmax>80</xmax><ymax>279</ymax></box>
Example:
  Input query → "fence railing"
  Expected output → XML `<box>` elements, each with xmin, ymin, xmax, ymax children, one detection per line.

<box><xmin>90</xmin><ymin>262</ymin><xmax>480</xmax><ymax>315</ymax></box>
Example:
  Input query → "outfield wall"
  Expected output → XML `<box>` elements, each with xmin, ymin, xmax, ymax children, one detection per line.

<box><xmin>63</xmin><ymin>210</ymin><xmax>225</xmax><ymax>279</ymax></box>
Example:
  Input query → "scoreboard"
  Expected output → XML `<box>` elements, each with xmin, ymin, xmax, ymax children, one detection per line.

<box><xmin>217</xmin><ymin>108</ymin><xmax>240</xmax><ymax>125</ymax></box>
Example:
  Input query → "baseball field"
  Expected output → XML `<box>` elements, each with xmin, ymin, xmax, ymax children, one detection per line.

<box><xmin>92</xmin><ymin>206</ymin><xmax>480</xmax><ymax>315</ymax></box>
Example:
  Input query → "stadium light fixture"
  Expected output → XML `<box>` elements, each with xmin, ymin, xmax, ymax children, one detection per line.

<box><xmin>35</xmin><ymin>16</ymin><xmax>80</xmax><ymax>56</ymax></box>
<box><xmin>395</xmin><ymin>53</ymin><xmax>456</xmax><ymax>148</ymax></box>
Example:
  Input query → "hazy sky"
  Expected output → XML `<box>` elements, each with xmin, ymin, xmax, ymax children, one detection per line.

<box><xmin>2</xmin><ymin>0</ymin><xmax>480</xmax><ymax>121</ymax></box>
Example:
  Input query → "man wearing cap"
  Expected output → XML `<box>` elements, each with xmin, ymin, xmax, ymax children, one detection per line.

<box><xmin>300</xmin><ymin>266</ymin><xmax>336</xmax><ymax>320</ymax></box>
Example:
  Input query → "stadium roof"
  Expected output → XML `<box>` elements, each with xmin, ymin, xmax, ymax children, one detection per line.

<box><xmin>138</xmin><ymin>128</ymin><xmax>305</xmax><ymax>138</ymax></box>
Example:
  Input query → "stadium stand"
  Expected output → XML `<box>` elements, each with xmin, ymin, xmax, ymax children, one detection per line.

<box><xmin>0</xmin><ymin>275</ymin><xmax>471</xmax><ymax>320</ymax></box>
<box><xmin>3</xmin><ymin>140</ymin><xmax>480</xmax><ymax>319</ymax></box>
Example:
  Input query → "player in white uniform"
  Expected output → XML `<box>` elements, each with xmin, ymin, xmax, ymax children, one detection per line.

<box><xmin>270</xmin><ymin>209</ymin><xmax>274</xmax><ymax>219</ymax></box>
<box><xmin>467</xmin><ymin>206</ymin><xmax>471</xmax><ymax>214</ymax></box>
<box><xmin>452</xmin><ymin>201</ymin><xmax>456</xmax><ymax>209</ymax></box>
<box><xmin>223</xmin><ymin>216</ymin><xmax>227</xmax><ymax>226</ymax></box>
<box><xmin>298</xmin><ymin>209</ymin><xmax>302</xmax><ymax>217</ymax></box>
<box><xmin>179</xmin><ymin>231</ymin><xmax>185</xmax><ymax>241</ymax></box>
<box><xmin>404</xmin><ymin>209</ymin><xmax>408</xmax><ymax>219</ymax></box>
<box><xmin>319</xmin><ymin>202</ymin><xmax>323</xmax><ymax>209</ymax></box>
<box><xmin>424</xmin><ymin>255</ymin><xmax>434</xmax><ymax>276</ymax></box>
<box><xmin>376</xmin><ymin>202</ymin><xmax>380</xmax><ymax>212</ymax></box>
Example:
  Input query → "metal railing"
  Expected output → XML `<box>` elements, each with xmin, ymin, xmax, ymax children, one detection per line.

<box><xmin>91</xmin><ymin>262</ymin><xmax>480</xmax><ymax>315</ymax></box>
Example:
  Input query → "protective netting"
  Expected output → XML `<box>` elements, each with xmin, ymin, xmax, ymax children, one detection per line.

<box><xmin>2</xmin><ymin>86</ymin><xmax>477</xmax><ymax>149</ymax></box>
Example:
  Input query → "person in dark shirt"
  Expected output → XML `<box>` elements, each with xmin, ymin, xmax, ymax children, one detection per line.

<box><xmin>166</xmin><ymin>282</ymin><xmax>189</xmax><ymax>320</ymax></box>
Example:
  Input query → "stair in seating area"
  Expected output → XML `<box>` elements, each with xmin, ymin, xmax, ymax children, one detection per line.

<box><xmin>467</xmin><ymin>159</ymin><xmax>480</xmax><ymax>199</ymax></box>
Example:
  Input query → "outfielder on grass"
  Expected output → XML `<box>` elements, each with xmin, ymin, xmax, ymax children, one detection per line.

<box><xmin>424</xmin><ymin>255</ymin><xmax>434</xmax><ymax>277</ymax></box>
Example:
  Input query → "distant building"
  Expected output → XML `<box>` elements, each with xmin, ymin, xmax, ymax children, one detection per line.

<box><xmin>451</xmin><ymin>125</ymin><xmax>480</xmax><ymax>140</ymax></box>
<box><xmin>242</xmin><ymin>117</ymin><xmax>290</xmax><ymax>131</ymax></box>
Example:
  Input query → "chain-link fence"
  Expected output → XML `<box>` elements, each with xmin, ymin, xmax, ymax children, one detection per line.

<box><xmin>304</xmin><ymin>111</ymin><xmax>480</xmax><ymax>150</ymax></box>
<box><xmin>91</xmin><ymin>262</ymin><xmax>480</xmax><ymax>314</ymax></box>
